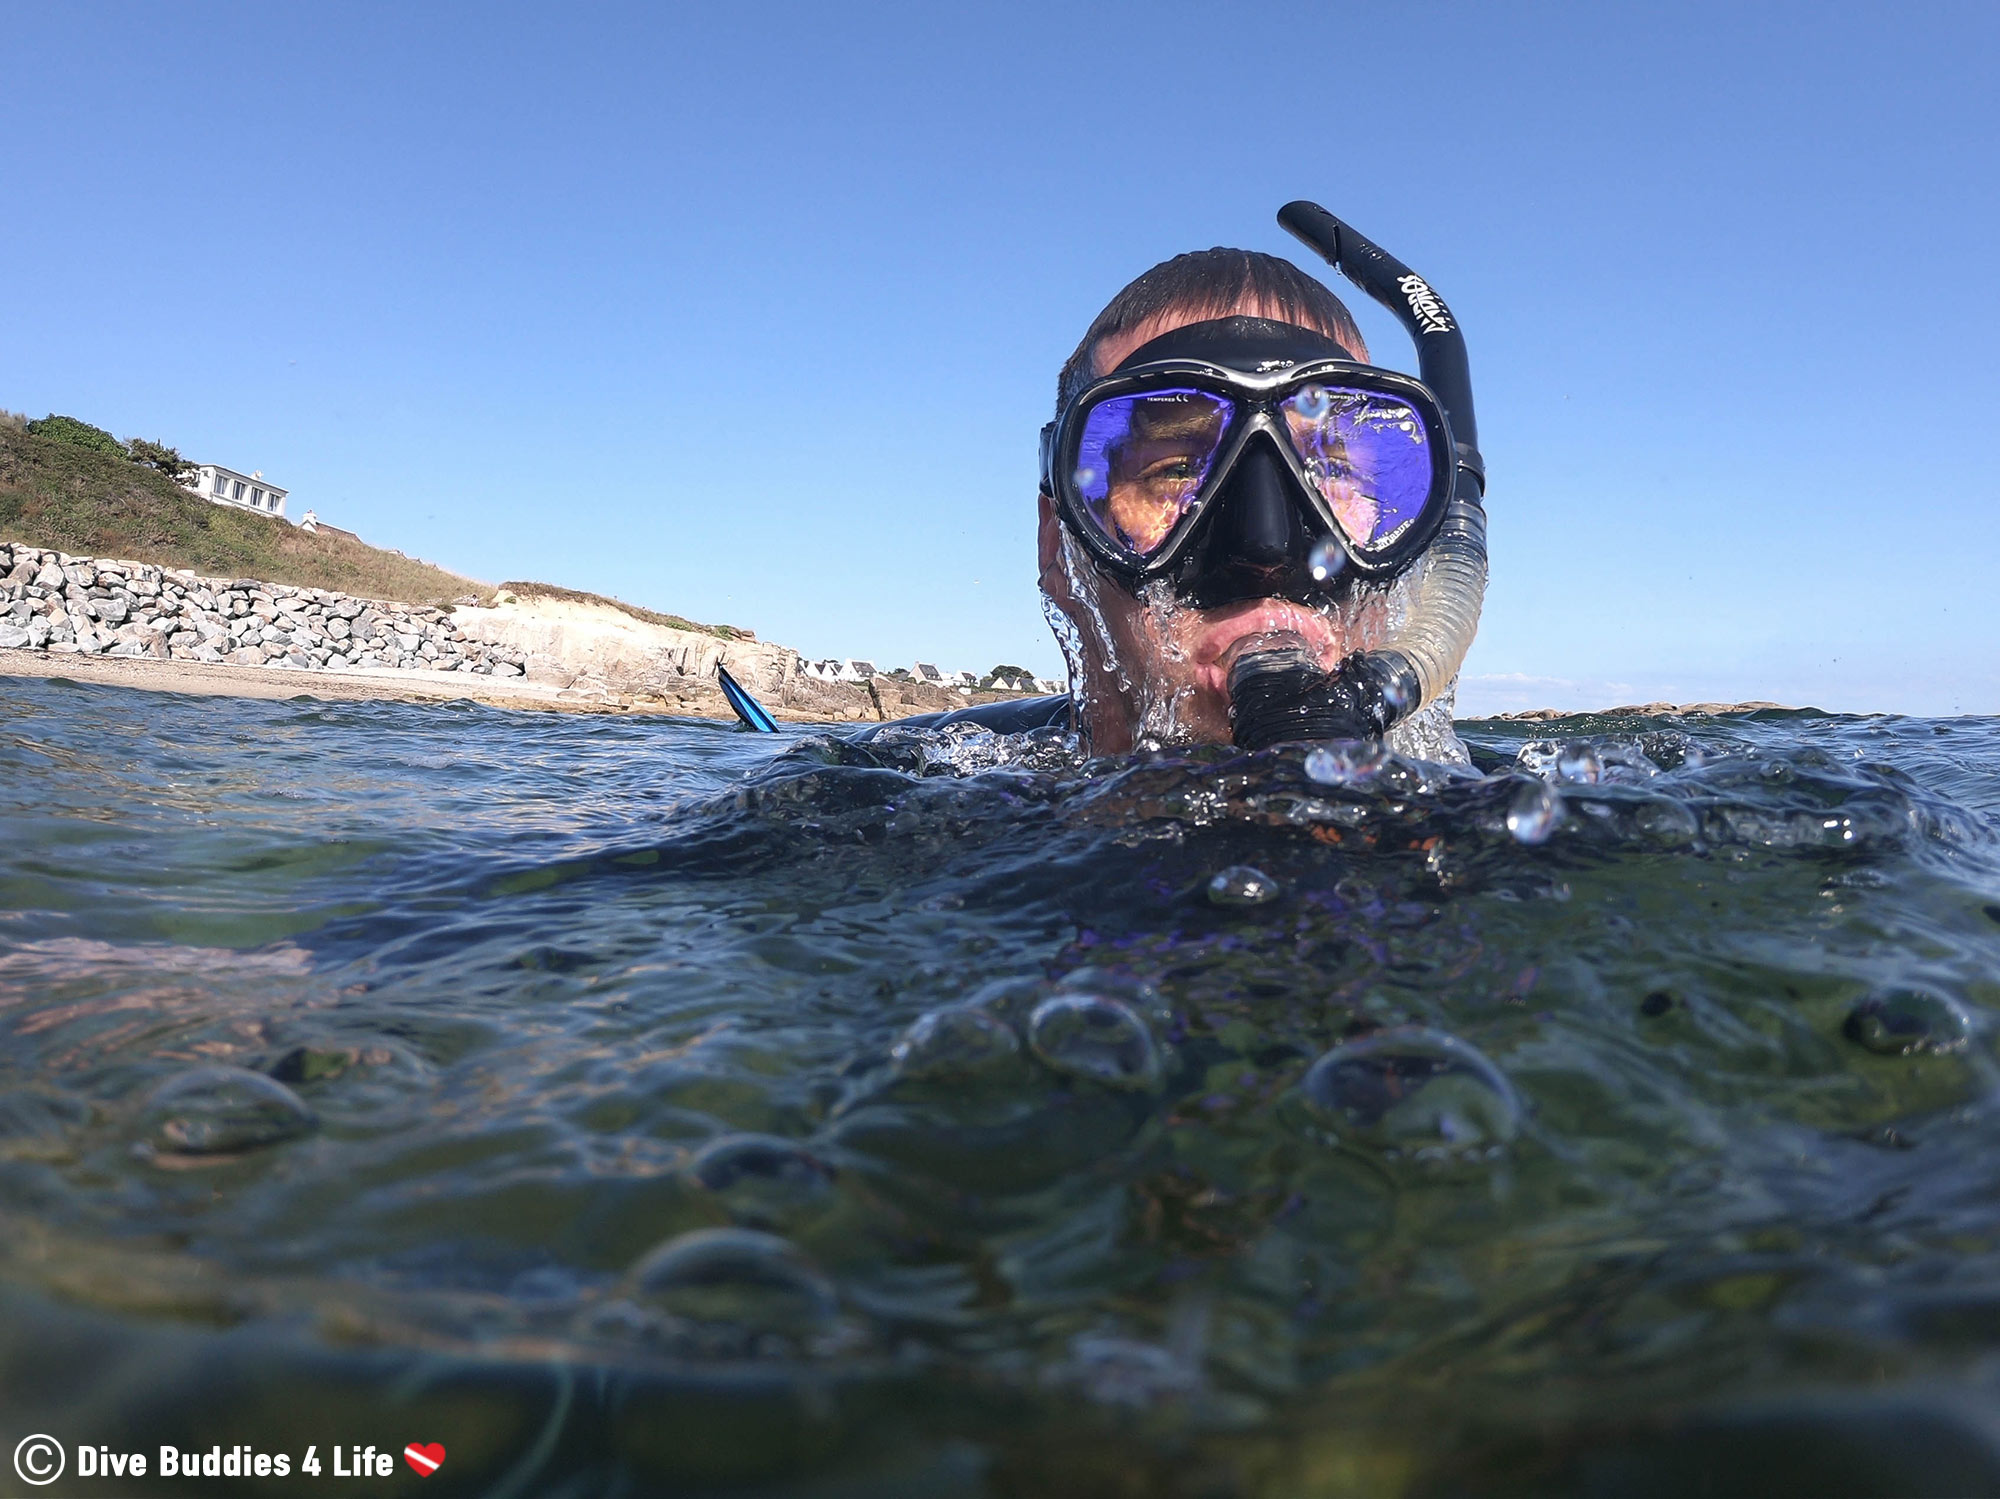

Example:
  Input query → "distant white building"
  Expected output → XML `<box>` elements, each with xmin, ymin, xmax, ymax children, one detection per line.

<box><xmin>986</xmin><ymin>672</ymin><xmax>1052</xmax><ymax>693</ymax></box>
<box><xmin>185</xmin><ymin>463</ymin><xmax>287</xmax><ymax>518</ymax></box>
<box><xmin>912</xmin><ymin>663</ymin><xmax>944</xmax><ymax>684</ymax></box>
<box><xmin>841</xmin><ymin>660</ymin><xmax>879</xmax><ymax>681</ymax></box>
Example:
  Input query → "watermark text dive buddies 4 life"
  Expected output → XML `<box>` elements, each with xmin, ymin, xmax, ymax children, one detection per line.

<box><xmin>11</xmin><ymin>1435</ymin><xmax>447</xmax><ymax>1486</ymax></box>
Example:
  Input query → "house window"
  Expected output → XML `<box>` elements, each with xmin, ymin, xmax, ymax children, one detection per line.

<box><xmin>251</xmin><ymin>488</ymin><xmax>263</xmax><ymax>505</ymax></box>
<box><xmin>212</xmin><ymin>473</ymin><xmax>228</xmax><ymax>494</ymax></box>
<box><xmin>233</xmin><ymin>480</ymin><xmax>246</xmax><ymax>500</ymax></box>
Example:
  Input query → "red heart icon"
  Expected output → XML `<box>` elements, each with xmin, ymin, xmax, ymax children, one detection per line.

<box><xmin>403</xmin><ymin>1442</ymin><xmax>446</xmax><ymax>1476</ymax></box>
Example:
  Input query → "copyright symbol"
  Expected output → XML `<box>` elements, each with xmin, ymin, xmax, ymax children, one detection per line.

<box><xmin>13</xmin><ymin>1434</ymin><xmax>64</xmax><ymax>1485</ymax></box>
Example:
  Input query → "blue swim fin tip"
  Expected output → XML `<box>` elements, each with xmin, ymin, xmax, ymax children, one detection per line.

<box><xmin>716</xmin><ymin>664</ymin><xmax>779</xmax><ymax>733</ymax></box>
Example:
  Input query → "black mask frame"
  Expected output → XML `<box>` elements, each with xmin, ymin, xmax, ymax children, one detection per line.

<box><xmin>1038</xmin><ymin>352</ymin><xmax>1455</xmax><ymax>589</ymax></box>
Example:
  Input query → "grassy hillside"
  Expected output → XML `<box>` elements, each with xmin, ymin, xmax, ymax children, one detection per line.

<box><xmin>0</xmin><ymin>420</ymin><xmax>485</xmax><ymax>607</ymax></box>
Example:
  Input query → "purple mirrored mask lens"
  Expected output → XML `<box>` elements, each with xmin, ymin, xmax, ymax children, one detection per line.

<box><xmin>1073</xmin><ymin>389</ymin><xmax>1234</xmax><ymax>558</ymax></box>
<box><xmin>1278</xmin><ymin>385</ymin><xmax>1433</xmax><ymax>550</ymax></box>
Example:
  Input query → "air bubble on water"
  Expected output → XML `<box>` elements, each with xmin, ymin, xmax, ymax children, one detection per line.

<box><xmin>137</xmin><ymin>1067</ymin><xmax>317</xmax><ymax>1159</ymax></box>
<box><xmin>890</xmin><ymin>1006</ymin><xmax>1021</xmax><ymax>1080</ymax></box>
<box><xmin>1305</xmin><ymin>740</ymin><xmax>1389</xmax><ymax>786</ymax></box>
<box><xmin>1842</xmin><ymin>988</ymin><xmax>1970</xmax><ymax>1056</ymax></box>
<box><xmin>1506</xmin><ymin>781</ymin><xmax>1562</xmax><ymax>845</ymax></box>
<box><xmin>684</xmin><ymin>1134</ymin><xmax>836</xmax><ymax>1227</ymax></box>
<box><xmin>1051</xmin><ymin>967</ymin><xmax>1173</xmax><ymax>1029</ymax></box>
<box><xmin>1208</xmin><ymin>865</ymin><xmax>1281</xmax><ymax>907</ymax></box>
<box><xmin>1028</xmin><ymin>994</ymin><xmax>1164</xmax><ymax>1090</ymax></box>
<box><xmin>1308</xmin><ymin>537</ymin><xmax>1347</xmax><ymax>583</ymax></box>
<box><xmin>1300</xmin><ymin>1027</ymin><xmax>1522</xmax><ymax>1158</ymax></box>
<box><xmin>628</xmin><ymin>1227</ymin><xmax>838</xmax><ymax>1332</ymax></box>
<box><xmin>1295</xmin><ymin>384</ymin><xmax>1332</xmax><ymax>422</ymax></box>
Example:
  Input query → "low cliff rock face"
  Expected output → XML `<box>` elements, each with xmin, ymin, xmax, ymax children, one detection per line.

<box><xmin>452</xmin><ymin>594</ymin><xmax>798</xmax><ymax>696</ymax></box>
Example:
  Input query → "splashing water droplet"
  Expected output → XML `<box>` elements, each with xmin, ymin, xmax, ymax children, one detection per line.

<box><xmin>1300</xmin><ymin>1027</ymin><xmax>1521</xmax><ymax>1157</ymax></box>
<box><xmin>1308</xmin><ymin>537</ymin><xmax>1346</xmax><ymax>583</ymax></box>
<box><xmin>1843</xmin><ymin>988</ymin><xmax>1969</xmax><ymax>1056</ymax></box>
<box><xmin>891</xmin><ymin>1006</ymin><xmax>1021</xmax><ymax>1080</ymax></box>
<box><xmin>1305</xmin><ymin>741</ymin><xmax>1389</xmax><ymax>786</ymax></box>
<box><xmin>628</xmin><ymin>1227</ymin><xmax>838</xmax><ymax>1331</ymax></box>
<box><xmin>1028</xmin><ymin>994</ymin><xmax>1164</xmax><ymax>1090</ymax></box>
<box><xmin>1555</xmin><ymin>743</ymin><xmax>1603</xmax><ymax>784</ymax></box>
<box><xmin>138</xmin><ymin>1067</ymin><xmax>317</xmax><ymax>1158</ymax></box>
<box><xmin>1506</xmin><ymin>781</ymin><xmax>1562</xmax><ymax>844</ymax></box>
<box><xmin>1208</xmin><ymin>865</ymin><xmax>1281</xmax><ymax>907</ymax></box>
<box><xmin>1295</xmin><ymin>384</ymin><xmax>1332</xmax><ymax>422</ymax></box>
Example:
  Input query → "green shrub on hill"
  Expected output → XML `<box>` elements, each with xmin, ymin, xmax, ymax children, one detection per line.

<box><xmin>27</xmin><ymin>414</ymin><xmax>127</xmax><ymax>459</ymax></box>
<box><xmin>0</xmin><ymin>421</ymin><xmax>483</xmax><ymax>607</ymax></box>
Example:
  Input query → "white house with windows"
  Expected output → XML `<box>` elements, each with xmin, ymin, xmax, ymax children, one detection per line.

<box><xmin>184</xmin><ymin>464</ymin><xmax>288</xmax><ymax>519</ymax></box>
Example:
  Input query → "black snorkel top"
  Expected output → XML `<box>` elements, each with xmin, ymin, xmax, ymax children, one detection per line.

<box><xmin>1274</xmin><ymin>201</ymin><xmax>1483</xmax><ymax>506</ymax></box>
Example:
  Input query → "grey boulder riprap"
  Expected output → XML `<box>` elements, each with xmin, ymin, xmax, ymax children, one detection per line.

<box><xmin>0</xmin><ymin>542</ymin><xmax>529</xmax><ymax>679</ymax></box>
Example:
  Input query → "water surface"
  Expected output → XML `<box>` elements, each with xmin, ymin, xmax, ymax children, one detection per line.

<box><xmin>7</xmin><ymin>674</ymin><xmax>2000</xmax><ymax>1496</ymax></box>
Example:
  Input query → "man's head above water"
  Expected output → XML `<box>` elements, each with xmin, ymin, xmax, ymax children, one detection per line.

<box><xmin>1039</xmin><ymin>248</ymin><xmax>1389</xmax><ymax>753</ymax></box>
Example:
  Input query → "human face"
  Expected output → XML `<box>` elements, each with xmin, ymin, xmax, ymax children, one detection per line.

<box><xmin>1038</xmin><ymin>301</ymin><xmax>1387</xmax><ymax>753</ymax></box>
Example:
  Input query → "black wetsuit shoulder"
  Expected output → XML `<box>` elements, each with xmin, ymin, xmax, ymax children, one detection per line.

<box><xmin>853</xmin><ymin>693</ymin><xmax>1072</xmax><ymax>738</ymax></box>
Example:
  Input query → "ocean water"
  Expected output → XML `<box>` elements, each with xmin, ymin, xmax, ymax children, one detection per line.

<box><xmin>7</xmin><ymin>674</ymin><xmax>2000</xmax><ymax>1496</ymax></box>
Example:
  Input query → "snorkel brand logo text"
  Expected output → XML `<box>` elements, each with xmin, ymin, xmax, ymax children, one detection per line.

<box><xmin>1396</xmin><ymin>274</ymin><xmax>1454</xmax><ymax>335</ymax></box>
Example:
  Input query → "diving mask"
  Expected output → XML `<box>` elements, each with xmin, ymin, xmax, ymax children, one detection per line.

<box><xmin>1040</xmin><ymin>316</ymin><xmax>1454</xmax><ymax>603</ymax></box>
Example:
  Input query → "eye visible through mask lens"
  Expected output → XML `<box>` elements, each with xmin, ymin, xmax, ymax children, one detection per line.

<box><xmin>1276</xmin><ymin>384</ymin><xmax>1432</xmax><ymax>551</ymax></box>
<box><xmin>1073</xmin><ymin>389</ymin><xmax>1235</xmax><ymax>557</ymax></box>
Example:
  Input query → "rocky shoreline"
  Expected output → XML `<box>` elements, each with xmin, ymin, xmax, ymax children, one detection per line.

<box><xmin>0</xmin><ymin>542</ymin><xmax>1044</xmax><ymax>723</ymax></box>
<box><xmin>0</xmin><ymin>541</ymin><xmax>530</xmax><ymax>677</ymax></box>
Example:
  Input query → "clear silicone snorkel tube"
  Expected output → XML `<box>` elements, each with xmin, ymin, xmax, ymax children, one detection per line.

<box><xmin>1226</xmin><ymin>203</ymin><xmax>1489</xmax><ymax>751</ymax></box>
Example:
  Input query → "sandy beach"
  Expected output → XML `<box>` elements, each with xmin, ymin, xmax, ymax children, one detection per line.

<box><xmin>0</xmin><ymin>646</ymin><xmax>764</xmax><ymax>718</ymax></box>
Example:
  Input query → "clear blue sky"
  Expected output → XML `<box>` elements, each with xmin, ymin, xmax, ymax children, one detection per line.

<box><xmin>5</xmin><ymin>3</ymin><xmax>1996</xmax><ymax>714</ymax></box>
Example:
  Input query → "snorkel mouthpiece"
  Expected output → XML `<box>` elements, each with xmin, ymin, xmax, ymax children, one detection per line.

<box><xmin>1227</xmin><ymin>635</ymin><xmax>1418</xmax><ymax>751</ymax></box>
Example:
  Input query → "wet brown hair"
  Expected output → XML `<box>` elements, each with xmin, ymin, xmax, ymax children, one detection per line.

<box><xmin>1056</xmin><ymin>248</ymin><xmax>1367</xmax><ymax>414</ymax></box>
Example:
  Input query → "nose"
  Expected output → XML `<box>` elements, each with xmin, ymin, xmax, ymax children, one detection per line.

<box><xmin>1209</xmin><ymin>436</ymin><xmax>1308</xmax><ymax>568</ymax></box>
<box><xmin>1174</xmin><ymin>432</ymin><xmax>1324</xmax><ymax>607</ymax></box>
